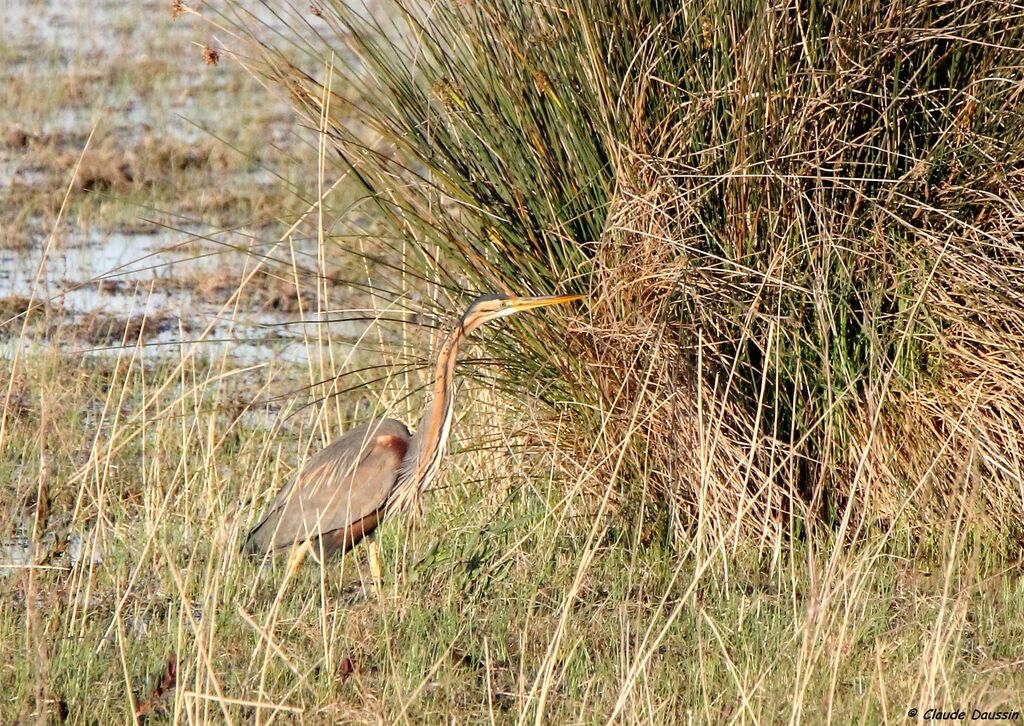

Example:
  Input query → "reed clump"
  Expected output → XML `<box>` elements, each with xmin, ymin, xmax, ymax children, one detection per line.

<box><xmin>224</xmin><ymin>0</ymin><xmax>1024</xmax><ymax>544</ymax></box>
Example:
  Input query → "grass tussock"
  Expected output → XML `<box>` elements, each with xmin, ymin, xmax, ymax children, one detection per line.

<box><xmin>221</xmin><ymin>0</ymin><xmax>1024</xmax><ymax>545</ymax></box>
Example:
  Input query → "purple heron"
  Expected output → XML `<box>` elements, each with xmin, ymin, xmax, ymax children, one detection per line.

<box><xmin>244</xmin><ymin>292</ymin><xmax>582</xmax><ymax>562</ymax></box>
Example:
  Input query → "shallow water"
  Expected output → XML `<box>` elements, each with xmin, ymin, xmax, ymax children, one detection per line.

<box><xmin>0</xmin><ymin>228</ymin><xmax>363</xmax><ymax>365</ymax></box>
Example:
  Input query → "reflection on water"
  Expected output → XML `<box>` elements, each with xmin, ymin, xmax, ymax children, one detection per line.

<box><xmin>0</xmin><ymin>228</ymin><xmax>364</xmax><ymax>364</ymax></box>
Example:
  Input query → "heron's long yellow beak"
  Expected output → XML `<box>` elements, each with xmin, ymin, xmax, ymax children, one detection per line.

<box><xmin>507</xmin><ymin>293</ymin><xmax>584</xmax><ymax>312</ymax></box>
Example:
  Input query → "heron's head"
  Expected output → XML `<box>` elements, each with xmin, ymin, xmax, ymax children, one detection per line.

<box><xmin>459</xmin><ymin>292</ymin><xmax>583</xmax><ymax>335</ymax></box>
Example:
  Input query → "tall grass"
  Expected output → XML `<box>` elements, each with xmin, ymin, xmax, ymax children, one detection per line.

<box><xmin>216</xmin><ymin>0</ymin><xmax>1024</xmax><ymax>545</ymax></box>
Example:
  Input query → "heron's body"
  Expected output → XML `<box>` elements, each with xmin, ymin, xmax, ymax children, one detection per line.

<box><xmin>244</xmin><ymin>418</ymin><xmax>411</xmax><ymax>556</ymax></box>
<box><xmin>244</xmin><ymin>292</ymin><xmax>581</xmax><ymax>559</ymax></box>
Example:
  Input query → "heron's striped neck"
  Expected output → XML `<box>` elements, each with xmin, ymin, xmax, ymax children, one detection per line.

<box><xmin>389</xmin><ymin>324</ymin><xmax>464</xmax><ymax>512</ymax></box>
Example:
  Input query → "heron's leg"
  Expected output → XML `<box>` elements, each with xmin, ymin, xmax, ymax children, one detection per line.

<box><xmin>285</xmin><ymin>541</ymin><xmax>310</xmax><ymax>580</ymax></box>
<box><xmin>367</xmin><ymin>534</ymin><xmax>383</xmax><ymax>593</ymax></box>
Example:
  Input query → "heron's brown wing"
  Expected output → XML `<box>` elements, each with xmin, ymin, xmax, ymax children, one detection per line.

<box><xmin>245</xmin><ymin>418</ymin><xmax>411</xmax><ymax>555</ymax></box>
<box><xmin>318</xmin><ymin>508</ymin><xmax>382</xmax><ymax>556</ymax></box>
